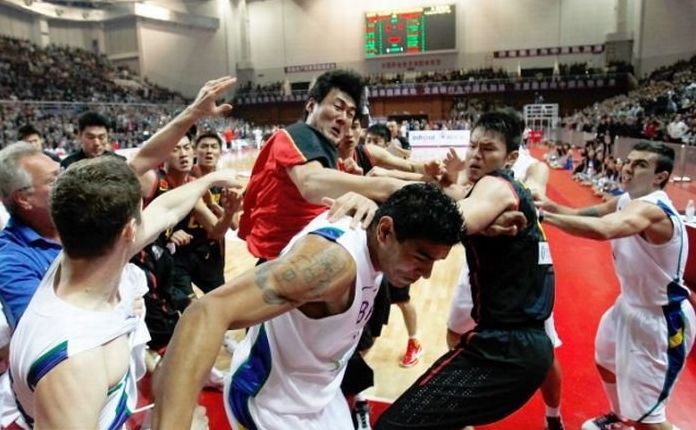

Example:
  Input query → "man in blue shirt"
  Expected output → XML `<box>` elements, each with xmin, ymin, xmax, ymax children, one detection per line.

<box><xmin>0</xmin><ymin>143</ymin><xmax>61</xmax><ymax>327</ymax></box>
<box><xmin>0</xmin><ymin>76</ymin><xmax>239</xmax><ymax>329</ymax></box>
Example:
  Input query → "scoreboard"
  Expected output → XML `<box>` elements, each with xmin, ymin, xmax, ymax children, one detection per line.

<box><xmin>365</xmin><ymin>4</ymin><xmax>456</xmax><ymax>58</ymax></box>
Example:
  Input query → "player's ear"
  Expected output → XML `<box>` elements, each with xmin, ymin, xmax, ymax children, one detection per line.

<box><xmin>376</xmin><ymin>216</ymin><xmax>395</xmax><ymax>244</ymax></box>
<box><xmin>305</xmin><ymin>97</ymin><xmax>317</xmax><ymax>116</ymax></box>
<box><xmin>505</xmin><ymin>150</ymin><xmax>519</xmax><ymax>168</ymax></box>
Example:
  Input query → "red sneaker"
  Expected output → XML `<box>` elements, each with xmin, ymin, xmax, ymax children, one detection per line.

<box><xmin>399</xmin><ymin>338</ymin><xmax>422</xmax><ymax>368</ymax></box>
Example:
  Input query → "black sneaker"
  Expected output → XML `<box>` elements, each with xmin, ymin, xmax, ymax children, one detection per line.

<box><xmin>354</xmin><ymin>400</ymin><xmax>372</xmax><ymax>430</ymax></box>
<box><xmin>545</xmin><ymin>416</ymin><xmax>564</xmax><ymax>430</ymax></box>
<box><xmin>581</xmin><ymin>413</ymin><xmax>632</xmax><ymax>430</ymax></box>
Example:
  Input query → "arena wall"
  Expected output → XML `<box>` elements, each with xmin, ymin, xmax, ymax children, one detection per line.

<box><xmin>0</xmin><ymin>0</ymin><xmax>694</xmax><ymax>96</ymax></box>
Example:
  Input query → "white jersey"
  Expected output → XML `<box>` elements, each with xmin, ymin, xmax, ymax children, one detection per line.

<box><xmin>224</xmin><ymin>213</ymin><xmax>382</xmax><ymax>429</ymax></box>
<box><xmin>511</xmin><ymin>145</ymin><xmax>536</xmax><ymax>181</ymax></box>
<box><xmin>612</xmin><ymin>191</ymin><xmax>689</xmax><ymax>307</ymax></box>
<box><xmin>10</xmin><ymin>257</ymin><xmax>150</xmax><ymax>429</ymax></box>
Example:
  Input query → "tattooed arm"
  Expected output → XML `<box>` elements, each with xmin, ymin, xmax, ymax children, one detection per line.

<box><xmin>151</xmin><ymin>235</ymin><xmax>356</xmax><ymax>430</ymax></box>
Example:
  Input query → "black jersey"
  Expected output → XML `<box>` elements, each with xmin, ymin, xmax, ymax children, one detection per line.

<box><xmin>464</xmin><ymin>169</ymin><xmax>554</xmax><ymax>328</ymax></box>
<box><xmin>175</xmin><ymin>185</ymin><xmax>224</xmax><ymax>250</ymax></box>
<box><xmin>354</xmin><ymin>144</ymin><xmax>375</xmax><ymax>174</ymax></box>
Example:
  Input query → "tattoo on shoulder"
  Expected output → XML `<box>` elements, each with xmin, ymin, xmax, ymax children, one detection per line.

<box><xmin>579</xmin><ymin>208</ymin><xmax>600</xmax><ymax>217</ymax></box>
<box><xmin>254</xmin><ymin>245</ymin><xmax>350</xmax><ymax>305</ymax></box>
<box><xmin>255</xmin><ymin>262</ymin><xmax>289</xmax><ymax>305</ymax></box>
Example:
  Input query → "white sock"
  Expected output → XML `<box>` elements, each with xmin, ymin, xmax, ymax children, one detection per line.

<box><xmin>355</xmin><ymin>392</ymin><xmax>366</xmax><ymax>402</ymax></box>
<box><xmin>601</xmin><ymin>380</ymin><xmax>620</xmax><ymax>416</ymax></box>
<box><xmin>409</xmin><ymin>333</ymin><xmax>418</xmax><ymax>340</ymax></box>
<box><xmin>545</xmin><ymin>405</ymin><xmax>561</xmax><ymax>418</ymax></box>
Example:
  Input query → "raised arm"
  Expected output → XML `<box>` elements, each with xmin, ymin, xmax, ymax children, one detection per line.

<box><xmin>151</xmin><ymin>235</ymin><xmax>357</xmax><ymax>430</ymax></box>
<box><xmin>543</xmin><ymin>199</ymin><xmax>672</xmax><ymax>241</ymax></box>
<box><xmin>288</xmin><ymin>161</ymin><xmax>409</xmax><ymax>203</ymax></box>
<box><xmin>130</xmin><ymin>77</ymin><xmax>236</xmax><ymax>192</ymax></box>
<box><xmin>130</xmin><ymin>169</ymin><xmax>240</xmax><ymax>257</ymax></box>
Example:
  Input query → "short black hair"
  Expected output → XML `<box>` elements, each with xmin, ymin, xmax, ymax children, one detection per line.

<box><xmin>371</xmin><ymin>183</ymin><xmax>463</xmax><ymax>246</ymax></box>
<box><xmin>473</xmin><ymin>110</ymin><xmax>524</xmax><ymax>153</ymax></box>
<box><xmin>51</xmin><ymin>157</ymin><xmax>142</xmax><ymax>259</ymax></box>
<box><xmin>195</xmin><ymin>131</ymin><xmax>223</xmax><ymax>148</ymax></box>
<box><xmin>306</xmin><ymin>70</ymin><xmax>365</xmax><ymax>119</ymax></box>
<box><xmin>17</xmin><ymin>124</ymin><xmax>41</xmax><ymax>140</ymax></box>
<box><xmin>186</xmin><ymin>124</ymin><xmax>198</xmax><ymax>142</ymax></box>
<box><xmin>366</xmin><ymin>124</ymin><xmax>390</xmax><ymax>143</ymax></box>
<box><xmin>78</xmin><ymin>111</ymin><xmax>110</xmax><ymax>133</ymax></box>
<box><xmin>632</xmin><ymin>141</ymin><xmax>675</xmax><ymax>188</ymax></box>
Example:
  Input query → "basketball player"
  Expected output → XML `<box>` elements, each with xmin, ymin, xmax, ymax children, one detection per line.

<box><xmin>238</xmin><ymin>70</ymin><xmax>409</xmax><ymax>263</ymax></box>
<box><xmin>446</xmin><ymin>139</ymin><xmax>565</xmax><ymax>430</ymax></box>
<box><xmin>339</xmin><ymin>119</ymin><xmax>442</xmax><ymax>368</ymax></box>
<box><xmin>374</xmin><ymin>110</ymin><xmax>555</xmax><ymax>429</ymax></box>
<box><xmin>9</xmin><ymin>157</ymin><xmax>240</xmax><ymax>428</ymax></box>
<box><xmin>151</xmin><ymin>184</ymin><xmax>464</xmax><ymax>430</ymax></box>
<box><xmin>537</xmin><ymin>141</ymin><xmax>695</xmax><ymax>430</ymax></box>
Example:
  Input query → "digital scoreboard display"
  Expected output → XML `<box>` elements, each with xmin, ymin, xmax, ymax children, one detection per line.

<box><xmin>365</xmin><ymin>4</ymin><xmax>456</xmax><ymax>58</ymax></box>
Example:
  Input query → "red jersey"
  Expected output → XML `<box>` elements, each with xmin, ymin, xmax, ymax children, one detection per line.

<box><xmin>238</xmin><ymin>123</ymin><xmax>338</xmax><ymax>259</ymax></box>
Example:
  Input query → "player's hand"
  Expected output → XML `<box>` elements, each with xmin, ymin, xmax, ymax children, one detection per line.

<box><xmin>221</xmin><ymin>188</ymin><xmax>243</xmax><ymax>213</ymax></box>
<box><xmin>423</xmin><ymin>160</ymin><xmax>444</xmax><ymax>179</ymax></box>
<box><xmin>443</xmin><ymin>147</ymin><xmax>467</xmax><ymax>183</ymax></box>
<box><xmin>189</xmin><ymin>76</ymin><xmax>237</xmax><ymax>119</ymax></box>
<box><xmin>482</xmin><ymin>211</ymin><xmax>527</xmax><ymax>237</ymax></box>
<box><xmin>323</xmin><ymin>192</ymin><xmax>378</xmax><ymax>229</ymax></box>
<box><xmin>170</xmin><ymin>230</ymin><xmax>193</xmax><ymax>246</ymax></box>
<box><xmin>338</xmin><ymin>157</ymin><xmax>364</xmax><ymax>176</ymax></box>
<box><xmin>532</xmin><ymin>189</ymin><xmax>558</xmax><ymax>213</ymax></box>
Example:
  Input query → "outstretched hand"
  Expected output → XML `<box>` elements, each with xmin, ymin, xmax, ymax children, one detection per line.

<box><xmin>221</xmin><ymin>188</ymin><xmax>243</xmax><ymax>214</ymax></box>
<box><xmin>322</xmin><ymin>192</ymin><xmax>378</xmax><ymax>229</ymax></box>
<box><xmin>338</xmin><ymin>158</ymin><xmax>364</xmax><ymax>176</ymax></box>
<box><xmin>442</xmin><ymin>148</ymin><xmax>467</xmax><ymax>184</ymax></box>
<box><xmin>532</xmin><ymin>189</ymin><xmax>557</xmax><ymax>213</ymax></box>
<box><xmin>423</xmin><ymin>160</ymin><xmax>445</xmax><ymax>180</ymax></box>
<box><xmin>189</xmin><ymin>76</ymin><xmax>237</xmax><ymax>119</ymax></box>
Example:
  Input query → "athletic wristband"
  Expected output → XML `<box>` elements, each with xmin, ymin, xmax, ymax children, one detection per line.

<box><xmin>538</xmin><ymin>208</ymin><xmax>545</xmax><ymax>223</ymax></box>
